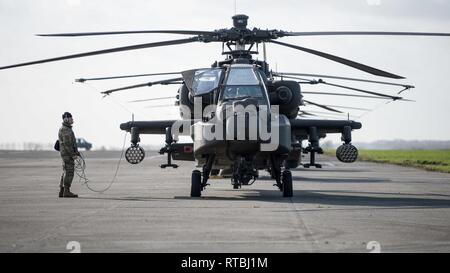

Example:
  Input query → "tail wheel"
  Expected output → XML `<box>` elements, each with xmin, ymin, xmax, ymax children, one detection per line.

<box><xmin>282</xmin><ymin>170</ymin><xmax>293</xmax><ymax>197</ymax></box>
<box><xmin>191</xmin><ymin>170</ymin><xmax>202</xmax><ymax>197</ymax></box>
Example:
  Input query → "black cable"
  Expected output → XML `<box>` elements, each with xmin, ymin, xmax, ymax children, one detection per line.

<box><xmin>74</xmin><ymin>132</ymin><xmax>128</xmax><ymax>193</ymax></box>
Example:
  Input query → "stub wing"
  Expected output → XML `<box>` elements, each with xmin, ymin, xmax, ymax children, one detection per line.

<box><xmin>120</xmin><ymin>120</ymin><xmax>182</xmax><ymax>134</ymax></box>
<box><xmin>119</xmin><ymin>119</ymin><xmax>362</xmax><ymax>137</ymax></box>
<box><xmin>290</xmin><ymin>119</ymin><xmax>362</xmax><ymax>138</ymax></box>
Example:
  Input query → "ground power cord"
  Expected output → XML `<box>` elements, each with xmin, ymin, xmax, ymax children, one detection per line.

<box><xmin>74</xmin><ymin>132</ymin><xmax>128</xmax><ymax>193</ymax></box>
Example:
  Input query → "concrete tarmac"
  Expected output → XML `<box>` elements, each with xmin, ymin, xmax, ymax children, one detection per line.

<box><xmin>0</xmin><ymin>150</ymin><xmax>449</xmax><ymax>252</ymax></box>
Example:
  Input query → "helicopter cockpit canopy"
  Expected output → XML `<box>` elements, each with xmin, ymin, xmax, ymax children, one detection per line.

<box><xmin>182</xmin><ymin>68</ymin><xmax>223</xmax><ymax>96</ymax></box>
<box><xmin>226</xmin><ymin>66</ymin><xmax>260</xmax><ymax>85</ymax></box>
<box><xmin>220</xmin><ymin>65</ymin><xmax>268</xmax><ymax>103</ymax></box>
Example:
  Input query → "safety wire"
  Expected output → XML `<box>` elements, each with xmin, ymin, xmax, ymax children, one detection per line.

<box><xmin>74</xmin><ymin>131</ymin><xmax>128</xmax><ymax>193</ymax></box>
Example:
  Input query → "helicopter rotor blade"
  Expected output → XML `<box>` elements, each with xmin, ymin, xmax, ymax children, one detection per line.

<box><xmin>75</xmin><ymin>72</ymin><xmax>181</xmax><ymax>82</ymax></box>
<box><xmin>282</xmin><ymin>31</ymin><xmax>450</xmax><ymax>37</ymax></box>
<box><xmin>273</xmin><ymin>72</ymin><xmax>414</xmax><ymax>89</ymax></box>
<box><xmin>303</xmin><ymin>110</ymin><xmax>358</xmax><ymax>120</ymax></box>
<box><xmin>102</xmin><ymin>77</ymin><xmax>183</xmax><ymax>95</ymax></box>
<box><xmin>303</xmin><ymin>100</ymin><xmax>343</xmax><ymax>113</ymax></box>
<box><xmin>128</xmin><ymin>96</ymin><xmax>176</xmax><ymax>103</ymax></box>
<box><xmin>0</xmin><ymin>37</ymin><xmax>199</xmax><ymax>70</ymax></box>
<box><xmin>322</xmin><ymin>81</ymin><xmax>404</xmax><ymax>100</ymax></box>
<box><xmin>269</xmin><ymin>40</ymin><xmax>404</xmax><ymax>79</ymax></box>
<box><xmin>144</xmin><ymin>104</ymin><xmax>178</xmax><ymax>109</ymax></box>
<box><xmin>298</xmin><ymin>111</ymin><xmax>318</xmax><ymax>117</ymax></box>
<box><xmin>299</xmin><ymin>110</ymin><xmax>353</xmax><ymax>119</ymax></box>
<box><xmin>37</xmin><ymin>30</ymin><xmax>217</xmax><ymax>37</ymax></box>
<box><xmin>278</xmin><ymin>74</ymin><xmax>405</xmax><ymax>100</ymax></box>
<box><xmin>302</xmin><ymin>91</ymin><xmax>414</xmax><ymax>102</ymax></box>
<box><xmin>320</xmin><ymin>104</ymin><xmax>371</xmax><ymax>111</ymax></box>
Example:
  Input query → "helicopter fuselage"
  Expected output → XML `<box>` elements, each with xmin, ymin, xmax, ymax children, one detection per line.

<box><xmin>191</xmin><ymin>63</ymin><xmax>291</xmax><ymax>171</ymax></box>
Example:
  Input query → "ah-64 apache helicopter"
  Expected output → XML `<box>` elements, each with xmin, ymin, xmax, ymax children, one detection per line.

<box><xmin>1</xmin><ymin>15</ymin><xmax>449</xmax><ymax>197</ymax></box>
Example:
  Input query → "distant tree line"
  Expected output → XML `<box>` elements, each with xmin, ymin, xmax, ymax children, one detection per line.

<box><xmin>0</xmin><ymin>142</ymin><xmax>54</xmax><ymax>151</ymax></box>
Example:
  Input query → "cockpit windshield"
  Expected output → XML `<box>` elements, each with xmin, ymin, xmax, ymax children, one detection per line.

<box><xmin>226</xmin><ymin>68</ymin><xmax>259</xmax><ymax>85</ymax></box>
<box><xmin>222</xmin><ymin>85</ymin><xmax>264</xmax><ymax>100</ymax></box>
<box><xmin>220</xmin><ymin>67</ymin><xmax>268</xmax><ymax>103</ymax></box>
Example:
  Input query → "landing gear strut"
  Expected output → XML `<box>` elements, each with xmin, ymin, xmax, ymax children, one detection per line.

<box><xmin>282</xmin><ymin>170</ymin><xmax>293</xmax><ymax>197</ymax></box>
<box><xmin>190</xmin><ymin>154</ymin><xmax>215</xmax><ymax>197</ymax></box>
<box><xmin>270</xmin><ymin>155</ymin><xmax>283</xmax><ymax>191</ymax></box>
<box><xmin>270</xmin><ymin>155</ymin><xmax>293</xmax><ymax>197</ymax></box>
<box><xmin>191</xmin><ymin>170</ymin><xmax>202</xmax><ymax>197</ymax></box>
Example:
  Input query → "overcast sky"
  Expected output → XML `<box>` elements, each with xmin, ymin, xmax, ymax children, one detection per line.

<box><xmin>0</xmin><ymin>0</ymin><xmax>449</xmax><ymax>149</ymax></box>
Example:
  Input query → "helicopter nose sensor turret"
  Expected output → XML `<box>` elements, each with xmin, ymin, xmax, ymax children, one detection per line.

<box><xmin>232</xmin><ymin>14</ymin><xmax>249</xmax><ymax>29</ymax></box>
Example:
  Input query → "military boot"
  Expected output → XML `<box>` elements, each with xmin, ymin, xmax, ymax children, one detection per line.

<box><xmin>63</xmin><ymin>187</ymin><xmax>78</xmax><ymax>198</ymax></box>
<box><xmin>59</xmin><ymin>187</ymin><xmax>64</xmax><ymax>198</ymax></box>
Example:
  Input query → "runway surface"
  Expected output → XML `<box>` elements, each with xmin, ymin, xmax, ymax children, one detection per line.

<box><xmin>1</xmin><ymin>150</ymin><xmax>449</xmax><ymax>253</ymax></box>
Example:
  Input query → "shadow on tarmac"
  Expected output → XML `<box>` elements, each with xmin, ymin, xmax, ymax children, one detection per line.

<box><xmin>79</xmin><ymin>189</ymin><xmax>450</xmax><ymax>209</ymax></box>
<box><xmin>258</xmin><ymin>176</ymin><xmax>387</xmax><ymax>183</ymax></box>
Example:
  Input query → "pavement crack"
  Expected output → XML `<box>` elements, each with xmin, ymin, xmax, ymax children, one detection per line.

<box><xmin>286</xmin><ymin>199</ymin><xmax>321</xmax><ymax>252</ymax></box>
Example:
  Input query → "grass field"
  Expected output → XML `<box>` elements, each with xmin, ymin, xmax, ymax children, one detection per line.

<box><xmin>326</xmin><ymin>149</ymin><xmax>450</xmax><ymax>173</ymax></box>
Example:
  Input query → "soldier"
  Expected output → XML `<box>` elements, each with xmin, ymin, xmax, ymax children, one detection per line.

<box><xmin>58</xmin><ymin>112</ymin><xmax>79</xmax><ymax>198</ymax></box>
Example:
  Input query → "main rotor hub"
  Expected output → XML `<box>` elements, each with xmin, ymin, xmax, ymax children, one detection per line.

<box><xmin>232</xmin><ymin>14</ymin><xmax>249</xmax><ymax>30</ymax></box>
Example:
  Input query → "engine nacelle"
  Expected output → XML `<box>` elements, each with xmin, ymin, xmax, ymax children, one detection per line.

<box><xmin>268</xmin><ymin>80</ymin><xmax>302</xmax><ymax>119</ymax></box>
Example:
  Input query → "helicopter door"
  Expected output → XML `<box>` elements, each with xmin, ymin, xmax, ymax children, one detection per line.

<box><xmin>182</xmin><ymin>68</ymin><xmax>223</xmax><ymax>96</ymax></box>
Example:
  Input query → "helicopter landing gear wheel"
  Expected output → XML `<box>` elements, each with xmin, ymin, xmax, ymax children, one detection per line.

<box><xmin>282</xmin><ymin>170</ymin><xmax>293</xmax><ymax>197</ymax></box>
<box><xmin>191</xmin><ymin>170</ymin><xmax>202</xmax><ymax>197</ymax></box>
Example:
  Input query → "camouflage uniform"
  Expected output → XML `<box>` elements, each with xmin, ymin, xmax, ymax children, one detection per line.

<box><xmin>59</xmin><ymin>121</ymin><xmax>78</xmax><ymax>188</ymax></box>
